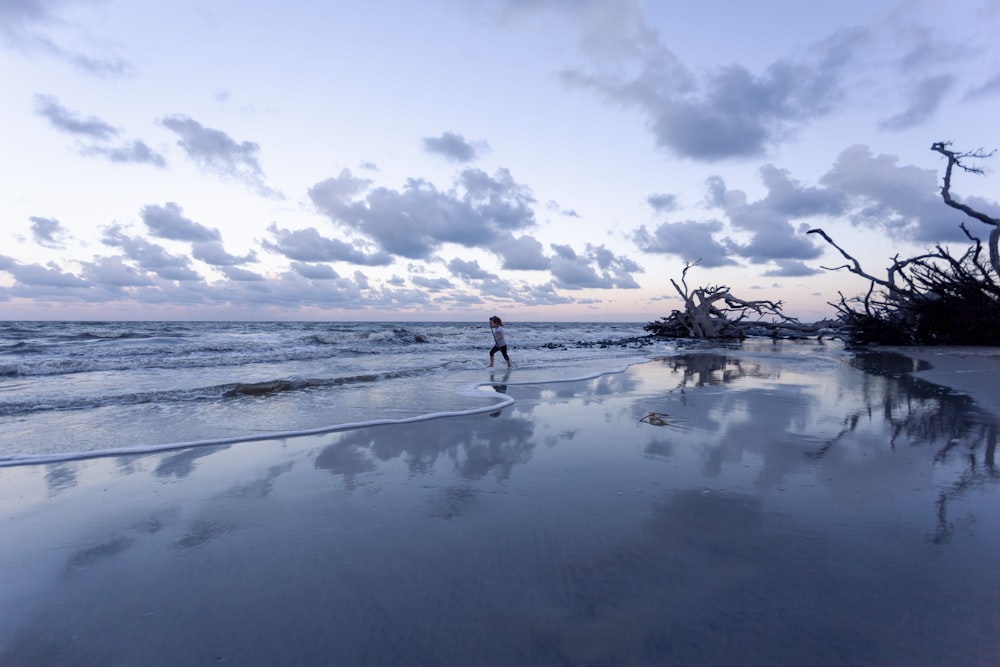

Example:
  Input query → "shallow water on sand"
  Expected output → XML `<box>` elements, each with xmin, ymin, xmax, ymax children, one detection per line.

<box><xmin>1</xmin><ymin>341</ymin><xmax>997</xmax><ymax>665</ymax></box>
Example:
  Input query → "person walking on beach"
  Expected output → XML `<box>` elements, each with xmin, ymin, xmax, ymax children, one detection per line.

<box><xmin>488</xmin><ymin>316</ymin><xmax>511</xmax><ymax>368</ymax></box>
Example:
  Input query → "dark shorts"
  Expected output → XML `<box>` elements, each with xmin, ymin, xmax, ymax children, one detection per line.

<box><xmin>490</xmin><ymin>344</ymin><xmax>509</xmax><ymax>360</ymax></box>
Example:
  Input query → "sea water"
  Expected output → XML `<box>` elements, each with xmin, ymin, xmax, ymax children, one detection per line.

<box><xmin>0</xmin><ymin>321</ymin><xmax>671</xmax><ymax>463</ymax></box>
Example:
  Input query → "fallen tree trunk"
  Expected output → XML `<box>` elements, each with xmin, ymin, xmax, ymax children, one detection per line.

<box><xmin>646</xmin><ymin>263</ymin><xmax>838</xmax><ymax>339</ymax></box>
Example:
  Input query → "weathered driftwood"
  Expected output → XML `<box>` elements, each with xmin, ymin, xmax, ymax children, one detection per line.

<box><xmin>931</xmin><ymin>141</ymin><xmax>1000</xmax><ymax>277</ymax></box>
<box><xmin>645</xmin><ymin>263</ymin><xmax>836</xmax><ymax>339</ymax></box>
<box><xmin>807</xmin><ymin>142</ymin><xmax>1000</xmax><ymax>346</ymax></box>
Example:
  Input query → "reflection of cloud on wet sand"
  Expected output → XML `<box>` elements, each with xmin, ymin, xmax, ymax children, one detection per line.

<box><xmin>175</xmin><ymin>520</ymin><xmax>234</xmax><ymax>549</ymax></box>
<box><xmin>427</xmin><ymin>485</ymin><xmax>479</xmax><ymax>520</ymax></box>
<box><xmin>222</xmin><ymin>462</ymin><xmax>294</xmax><ymax>498</ymax></box>
<box><xmin>65</xmin><ymin>536</ymin><xmax>135</xmax><ymax>574</ymax></box>
<box><xmin>314</xmin><ymin>442</ymin><xmax>378</xmax><ymax>489</ymax></box>
<box><xmin>45</xmin><ymin>464</ymin><xmax>77</xmax><ymax>496</ymax></box>
<box><xmin>154</xmin><ymin>445</ymin><xmax>231</xmax><ymax>479</ymax></box>
<box><xmin>631</xmin><ymin>354</ymin><xmax>820</xmax><ymax>479</ymax></box>
<box><xmin>315</xmin><ymin>413</ymin><xmax>536</xmax><ymax>485</ymax></box>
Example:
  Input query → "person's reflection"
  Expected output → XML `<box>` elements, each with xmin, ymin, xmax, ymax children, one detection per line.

<box><xmin>490</xmin><ymin>369</ymin><xmax>511</xmax><ymax>417</ymax></box>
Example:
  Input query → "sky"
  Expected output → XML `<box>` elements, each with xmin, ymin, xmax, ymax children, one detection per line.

<box><xmin>2</xmin><ymin>0</ymin><xmax>999</xmax><ymax>322</ymax></box>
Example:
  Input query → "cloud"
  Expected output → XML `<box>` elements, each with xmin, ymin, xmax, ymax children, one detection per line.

<box><xmin>493</xmin><ymin>0</ymin><xmax>654</xmax><ymax>61</ymax></box>
<box><xmin>639</xmin><ymin>144</ymin><xmax>995</xmax><ymax>271</ymax></box>
<box><xmin>81</xmin><ymin>140</ymin><xmax>167</xmax><ymax>167</ymax></box>
<box><xmin>632</xmin><ymin>219</ymin><xmax>736</xmax><ymax>267</ymax></box>
<box><xmin>548</xmin><ymin>242</ymin><xmax>641</xmax><ymax>289</ymax></box>
<box><xmin>140</xmin><ymin>203</ymin><xmax>221</xmax><ymax>243</ymax></box>
<box><xmin>754</xmin><ymin>165</ymin><xmax>847</xmax><ymax>218</ymax></box>
<box><xmin>763</xmin><ymin>260</ymin><xmax>822</xmax><ymax>277</ymax></box>
<box><xmin>646</xmin><ymin>193</ymin><xmax>678</xmax><ymax>213</ymax></box>
<box><xmin>448</xmin><ymin>258</ymin><xmax>495</xmax><ymax>280</ymax></box>
<box><xmin>191</xmin><ymin>241</ymin><xmax>256</xmax><ymax>267</ymax></box>
<box><xmin>421</xmin><ymin>131</ymin><xmax>488</xmax><ymax>162</ymax></box>
<box><xmin>703</xmin><ymin>168</ymin><xmax>839</xmax><ymax>263</ymax></box>
<box><xmin>220</xmin><ymin>266</ymin><xmax>265</xmax><ymax>281</ymax></box>
<box><xmin>34</xmin><ymin>95</ymin><xmax>166</xmax><ymax>166</ymax></box>
<box><xmin>34</xmin><ymin>94</ymin><xmax>119</xmax><ymax>139</ymax></box>
<box><xmin>0</xmin><ymin>255</ymin><xmax>88</xmax><ymax>287</ymax></box>
<box><xmin>545</xmin><ymin>200</ymin><xmax>581</xmax><ymax>217</ymax></box>
<box><xmin>309</xmin><ymin>167</ymin><xmax>537</xmax><ymax>260</ymax></box>
<box><xmin>159</xmin><ymin>115</ymin><xmax>281</xmax><ymax>197</ymax></box>
<box><xmin>964</xmin><ymin>72</ymin><xmax>1000</xmax><ymax>100</ymax></box>
<box><xmin>878</xmin><ymin>74</ymin><xmax>955</xmax><ymax>130</ymax></box>
<box><xmin>101</xmin><ymin>226</ymin><xmax>202</xmax><ymax>281</ymax></box>
<box><xmin>29</xmin><ymin>215</ymin><xmax>67</xmax><ymax>247</ymax></box>
<box><xmin>263</xmin><ymin>224</ymin><xmax>393</xmax><ymax>266</ymax></box>
<box><xmin>561</xmin><ymin>24</ymin><xmax>867</xmax><ymax>161</ymax></box>
<box><xmin>818</xmin><ymin>144</ymin><xmax>961</xmax><ymax>242</ymax></box>
<box><xmin>411</xmin><ymin>275</ymin><xmax>454</xmax><ymax>290</ymax></box>
<box><xmin>79</xmin><ymin>256</ymin><xmax>154</xmax><ymax>287</ymax></box>
<box><xmin>290</xmin><ymin>262</ymin><xmax>340</xmax><ymax>280</ymax></box>
<box><xmin>493</xmin><ymin>234</ymin><xmax>550</xmax><ymax>270</ymax></box>
<box><xmin>1</xmin><ymin>1</ymin><xmax>131</xmax><ymax>76</ymax></box>
<box><xmin>532</xmin><ymin>3</ymin><xmax>982</xmax><ymax>161</ymax></box>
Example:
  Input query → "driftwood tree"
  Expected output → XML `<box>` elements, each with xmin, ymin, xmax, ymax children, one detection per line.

<box><xmin>645</xmin><ymin>262</ymin><xmax>830</xmax><ymax>339</ymax></box>
<box><xmin>808</xmin><ymin>142</ymin><xmax>1000</xmax><ymax>346</ymax></box>
<box><xmin>933</xmin><ymin>141</ymin><xmax>1000</xmax><ymax>276</ymax></box>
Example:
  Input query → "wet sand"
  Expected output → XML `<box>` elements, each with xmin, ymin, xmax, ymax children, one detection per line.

<box><xmin>895</xmin><ymin>346</ymin><xmax>1000</xmax><ymax>417</ymax></box>
<box><xmin>2</xmin><ymin>341</ymin><xmax>999</xmax><ymax>665</ymax></box>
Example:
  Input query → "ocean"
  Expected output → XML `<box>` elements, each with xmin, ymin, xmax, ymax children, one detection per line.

<box><xmin>0</xmin><ymin>320</ymin><xmax>672</xmax><ymax>464</ymax></box>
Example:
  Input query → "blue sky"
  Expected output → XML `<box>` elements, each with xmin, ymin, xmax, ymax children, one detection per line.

<box><xmin>2</xmin><ymin>0</ymin><xmax>999</xmax><ymax>321</ymax></box>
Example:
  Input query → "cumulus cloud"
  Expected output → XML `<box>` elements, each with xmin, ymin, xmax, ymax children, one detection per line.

<box><xmin>34</xmin><ymin>95</ymin><xmax>166</xmax><ymax>166</ymax></box>
<box><xmin>263</xmin><ymin>224</ymin><xmax>393</xmax><ymax>266</ymax></box>
<box><xmin>140</xmin><ymin>203</ymin><xmax>221</xmax><ymax>243</ymax></box>
<box><xmin>637</xmin><ymin>144</ymin><xmax>999</xmax><ymax>274</ymax></box>
<box><xmin>220</xmin><ymin>266</ymin><xmax>265</xmax><ymax>281</ymax></box>
<box><xmin>309</xmin><ymin>167</ymin><xmax>537</xmax><ymax>260</ymax></box>
<box><xmin>192</xmin><ymin>241</ymin><xmax>256</xmax><ymax>267</ymax></box>
<box><xmin>421</xmin><ymin>131</ymin><xmax>488</xmax><ymax>162</ymax></box>
<box><xmin>635</xmin><ymin>164</ymin><xmax>845</xmax><ymax>267</ymax></box>
<box><xmin>818</xmin><ymin>144</ymin><xmax>960</xmax><ymax>242</ymax></box>
<box><xmin>646</xmin><ymin>193</ymin><xmax>678</xmax><ymax>213</ymax></box>
<box><xmin>101</xmin><ymin>225</ymin><xmax>202</xmax><ymax>281</ymax></box>
<box><xmin>705</xmin><ymin>169</ymin><xmax>837</xmax><ymax>263</ymax></box>
<box><xmin>34</xmin><ymin>94</ymin><xmax>119</xmax><ymax>139</ymax></box>
<box><xmin>493</xmin><ymin>234</ymin><xmax>550</xmax><ymax>270</ymax></box>
<box><xmin>29</xmin><ymin>215</ymin><xmax>67</xmax><ymax>247</ymax></box>
<box><xmin>763</xmin><ymin>260</ymin><xmax>822</xmax><ymax>277</ymax></box>
<box><xmin>82</xmin><ymin>140</ymin><xmax>167</xmax><ymax>167</ymax></box>
<box><xmin>0</xmin><ymin>255</ymin><xmax>88</xmax><ymax>287</ymax></box>
<box><xmin>159</xmin><ymin>115</ymin><xmax>281</xmax><ymax>197</ymax></box>
<box><xmin>560</xmin><ymin>25</ymin><xmax>867</xmax><ymax>161</ymax></box>
<box><xmin>411</xmin><ymin>275</ymin><xmax>454</xmax><ymax>290</ymax></box>
<box><xmin>548</xmin><ymin>243</ymin><xmax>641</xmax><ymax>289</ymax></box>
<box><xmin>290</xmin><ymin>262</ymin><xmax>340</xmax><ymax>280</ymax></box>
<box><xmin>79</xmin><ymin>256</ymin><xmax>154</xmax><ymax>287</ymax></box>
<box><xmin>632</xmin><ymin>219</ymin><xmax>736</xmax><ymax>267</ymax></box>
<box><xmin>448</xmin><ymin>258</ymin><xmax>495</xmax><ymax>280</ymax></box>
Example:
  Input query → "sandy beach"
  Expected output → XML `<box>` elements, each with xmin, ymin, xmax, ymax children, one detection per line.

<box><xmin>894</xmin><ymin>346</ymin><xmax>1000</xmax><ymax>417</ymax></box>
<box><xmin>2</xmin><ymin>341</ymin><xmax>998</xmax><ymax>665</ymax></box>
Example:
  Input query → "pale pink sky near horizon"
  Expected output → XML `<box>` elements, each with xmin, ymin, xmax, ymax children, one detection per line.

<box><xmin>2</xmin><ymin>0</ymin><xmax>998</xmax><ymax>322</ymax></box>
